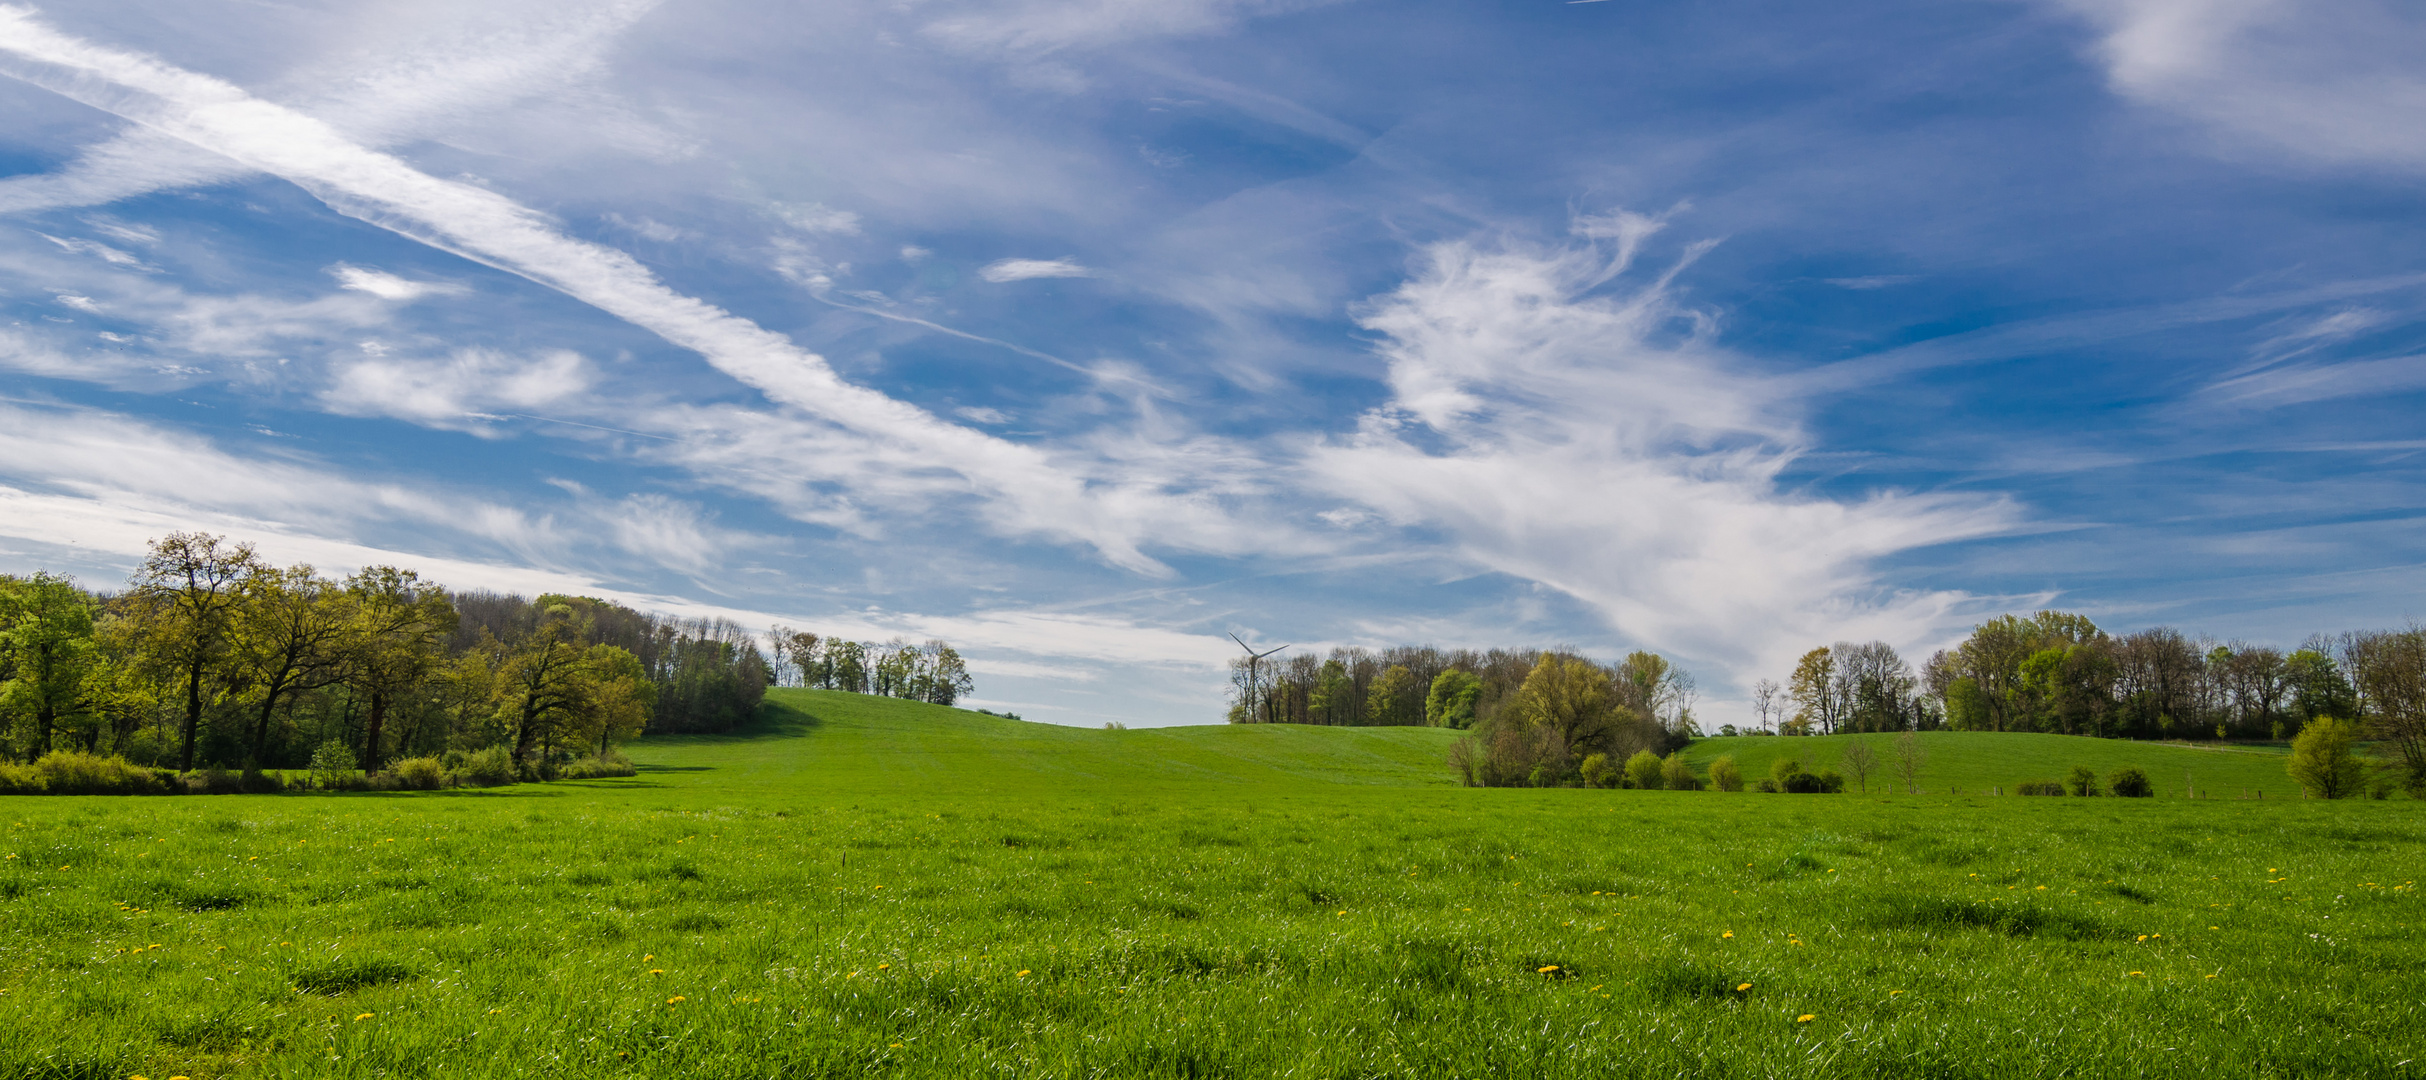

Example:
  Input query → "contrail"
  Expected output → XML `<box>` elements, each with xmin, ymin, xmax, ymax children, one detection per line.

<box><xmin>0</xmin><ymin>5</ymin><xmax>1166</xmax><ymax>574</ymax></box>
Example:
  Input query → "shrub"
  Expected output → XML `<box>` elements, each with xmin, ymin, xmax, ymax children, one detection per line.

<box><xmin>1660</xmin><ymin>752</ymin><xmax>1701</xmax><ymax>791</ymax></box>
<box><xmin>1770</xmin><ymin>757</ymin><xmax>1805</xmax><ymax>788</ymax></box>
<box><xmin>2108</xmin><ymin>766</ymin><xmax>2154</xmax><ymax>798</ymax></box>
<box><xmin>2288</xmin><ymin>716</ymin><xmax>2368</xmax><ymax>799</ymax></box>
<box><xmin>454</xmin><ymin>746</ymin><xmax>517</xmax><ymax>788</ymax></box>
<box><xmin>2066</xmin><ymin>765</ymin><xmax>2101</xmax><ymax>797</ymax></box>
<box><xmin>391</xmin><ymin>756</ymin><xmax>448</xmax><ymax>790</ymax></box>
<box><xmin>0</xmin><ymin>761</ymin><xmax>46</xmax><ymax>794</ymax></box>
<box><xmin>1756</xmin><ymin>778</ymin><xmax>1780</xmax><ymax>793</ymax></box>
<box><xmin>561</xmin><ymin>753</ymin><xmax>639</xmax><ymax>780</ymax></box>
<box><xmin>2015</xmin><ymin>780</ymin><xmax>2065</xmax><ymax>796</ymax></box>
<box><xmin>1578</xmin><ymin>753</ymin><xmax>1618</xmax><ymax>789</ymax></box>
<box><xmin>309</xmin><ymin>739</ymin><xmax>357</xmax><ymax>790</ymax></box>
<box><xmin>1783</xmin><ymin>770</ymin><xmax>1843</xmax><ymax>794</ymax></box>
<box><xmin>1708</xmin><ymin>755</ymin><xmax>1743</xmax><ymax>792</ymax></box>
<box><xmin>33</xmin><ymin>751</ymin><xmax>173</xmax><ymax>795</ymax></box>
<box><xmin>1624</xmin><ymin>750</ymin><xmax>1665</xmax><ymax>791</ymax></box>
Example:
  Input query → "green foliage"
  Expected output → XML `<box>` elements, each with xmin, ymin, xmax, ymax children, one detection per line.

<box><xmin>2014</xmin><ymin>780</ymin><xmax>2065</xmax><ymax>796</ymax></box>
<box><xmin>1624</xmin><ymin>749</ymin><xmax>1664</xmax><ymax>790</ymax></box>
<box><xmin>2287</xmin><ymin>716</ymin><xmax>2367</xmax><ymax>799</ymax></box>
<box><xmin>2108</xmin><ymin>766</ymin><xmax>2154</xmax><ymax>798</ymax></box>
<box><xmin>18</xmin><ymin>750</ymin><xmax>174</xmax><ymax>794</ymax></box>
<box><xmin>1659</xmin><ymin>752</ymin><xmax>1699</xmax><ymax>791</ymax></box>
<box><xmin>1782</xmin><ymin>769</ymin><xmax>1844</xmax><ymax>794</ymax></box>
<box><xmin>308</xmin><ymin>738</ymin><xmax>356</xmax><ymax>788</ymax></box>
<box><xmin>1424</xmin><ymin>669</ymin><xmax>1483</xmax><ymax>729</ymax></box>
<box><xmin>1577</xmin><ymin>752</ymin><xmax>1617</xmax><ymax>789</ymax></box>
<box><xmin>2065</xmin><ymin>765</ymin><xmax>2100</xmax><ymax>796</ymax></box>
<box><xmin>454</xmin><ymin>746</ymin><xmax>516</xmax><ymax>787</ymax></box>
<box><xmin>1769</xmin><ymin>757</ymin><xmax>1804</xmax><ymax>788</ymax></box>
<box><xmin>391</xmin><ymin>755</ymin><xmax>448</xmax><ymax>790</ymax></box>
<box><xmin>1707</xmin><ymin>754</ymin><xmax>1742</xmax><ymax>792</ymax></box>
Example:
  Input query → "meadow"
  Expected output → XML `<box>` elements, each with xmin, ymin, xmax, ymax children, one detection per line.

<box><xmin>1</xmin><ymin>690</ymin><xmax>2420</xmax><ymax>1078</ymax></box>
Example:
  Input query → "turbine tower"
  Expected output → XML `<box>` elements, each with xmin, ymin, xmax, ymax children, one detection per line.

<box><xmin>1228</xmin><ymin>632</ymin><xmax>1289</xmax><ymax>724</ymax></box>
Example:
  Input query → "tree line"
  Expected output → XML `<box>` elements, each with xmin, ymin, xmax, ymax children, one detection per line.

<box><xmin>0</xmin><ymin>532</ymin><xmax>782</xmax><ymax>782</ymax></box>
<box><xmin>1223</xmin><ymin>644</ymin><xmax>1699</xmax><ymax>787</ymax></box>
<box><xmin>1743</xmin><ymin>611</ymin><xmax>2426</xmax><ymax>794</ymax></box>
<box><xmin>763</xmin><ymin>628</ymin><xmax>972</xmax><ymax>705</ymax></box>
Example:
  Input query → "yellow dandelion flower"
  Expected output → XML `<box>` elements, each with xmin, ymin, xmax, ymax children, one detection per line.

<box><xmin>643</xmin><ymin>954</ymin><xmax>654</xmax><ymax>961</ymax></box>
<box><xmin>1016</xmin><ymin>969</ymin><xmax>1031</xmax><ymax>977</ymax></box>
<box><xmin>2127</xmin><ymin>971</ymin><xmax>2144</xmax><ymax>977</ymax></box>
<box><xmin>2035</xmin><ymin>885</ymin><xmax>2047</xmax><ymax>891</ymax></box>
<box><xmin>2205</xmin><ymin>974</ymin><xmax>2218</xmax><ymax>979</ymax></box>
<box><xmin>1735</xmin><ymin>983</ymin><xmax>1752</xmax><ymax>992</ymax></box>
<box><xmin>1889</xmin><ymin>990</ymin><xmax>1903</xmax><ymax>996</ymax></box>
<box><xmin>877</xmin><ymin>963</ymin><xmax>890</xmax><ymax>970</ymax></box>
<box><xmin>1538</xmin><ymin>965</ymin><xmax>1560</xmax><ymax>973</ymax></box>
<box><xmin>1722</xmin><ymin>931</ymin><xmax>1734</xmax><ymax>939</ymax></box>
<box><xmin>2210</xmin><ymin>926</ymin><xmax>2220</xmax><ymax>930</ymax></box>
<box><xmin>2136</xmin><ymin>935</ymin><xmax>2147</xmax><ymax>942</ymax></box>
<box><xmin>1336</xmin><ymin>910</ymin><xmax>1347</xmax><ymax>915</ymax></box>
<box><xmin>1795</xmin><ymin>1014</ymin><xmax>1815</xmax><ymax>1023</ymax></box>
<box><xmin>353</xmin><ymin>1012</ymin><xmax>374</xmax><ymax>1021</ymax></box>
<box><xmin>667</xmin><ymin>996</ymin><xmax>685</xmax><ymax>1004</ymax></box>
<box><xmin>649</xmin><ymin>969</ymin><xmax>664</xmax><ymax>975</ymax></box>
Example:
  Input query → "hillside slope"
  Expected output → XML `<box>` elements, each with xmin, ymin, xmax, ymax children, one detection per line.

<box><xmin>636</xmin><ymin>691</ymin><xmax>2320</xmax><ymax>800</ymax></box>
<box><xmin>1684</xmin><ymin>731</ymin><xmax>2301</xmax><ymax>797</ymax></box>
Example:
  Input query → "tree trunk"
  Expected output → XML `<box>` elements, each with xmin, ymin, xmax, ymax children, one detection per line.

<box><xmin>363</xmin><ymin>691</ymin><xmax>387</xmax><ymax>774</ymax></box>
<box><xmin>252</xmin><ymin>687</ymin><xmax>282</xmax><ymax>766</ymax></box>
<box><xmin>180</xmin><ymin>657</ymin><xmax>203</xmax><ymax>772</ymax></box>
<box><xmin>36</xmin><ymin>702</ymin><xmax>53</xmax><ymax>756</ymax></box>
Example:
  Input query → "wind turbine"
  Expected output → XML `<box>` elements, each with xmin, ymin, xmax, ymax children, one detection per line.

<box><xmin>1228</xmin><ymin>632</ymin><xmax>1290</xmax><ymax>724</ymax></box>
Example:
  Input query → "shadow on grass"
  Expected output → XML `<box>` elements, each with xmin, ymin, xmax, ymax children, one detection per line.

<box><xmin>632</xmin><ymin>699</ymin><xmax>824</xmax><ymax>748</ymax></box>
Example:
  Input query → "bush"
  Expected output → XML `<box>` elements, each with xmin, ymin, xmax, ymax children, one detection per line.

<box><xmin>1708</xmin><ymin>755</ymin><xmax>1743</xmax><ymax>792</ymax></box>
<box><xmin>309</xmin><ymin>739</ymin><xmax>357</xmax><ymax>790</ymax></box>
<box><xmin>561</xmin><ymin>753</ymin><xmax>638</xmax><ymax>780</ymax></box>
<box><xmin>1756</xmin><ymin>778</ymin><xmax>1780</xmax><ymax>793</ymax></box>
<box><xmin>391</xmin><ymin>756</ymin><xmax>448</xmax><ymax>790</ymax></box>
<box><xmin>454</xmin><ymin>746</ymin><xmax>517</xmax><ymax>788</ymax></box>
<box><xmin>1624</xmin><ymin>750</ymin><xmax>1665</xmax><ymax>790</ymax></box>
<box><xmin>1770</xmin><ymin>757</ymin><xmax>1805</xmax><ymax>788</ymax></box>
<box><xmin>1660</xmin><ymin>752</ymin><xmax>1701</xmax><ymax>791</ymax></box>
<box><xmin>0</xmin><ymin>761</ymin><xmax>46</xmax><ymax>794</ymax></box>
<box><xmin>1783</xmin><ymin>769</ymin><xmax>1844</xmax><ymax>794</ymax></box>
<box><xmin>2108</xmin><ymin>766</ymin><xmax>2154</xmax><ymax>798</ymax></box>
<box><xmin>2066</xmin><ymin>765</ymin><xmax>2101</xmax><ymax>797</ymax></box>
<box><xmin>2015</xmin><ymin>780</ymin><xmax>2065</xmax><ymax>796</ymax></box>
<box><xmin>1578</xmin><ymin>753</ymin><xmax>1618</xmax><ymax>789</ymax></box>
<box><xmin>2288</xmin><ymin>716</ymin><xmax>2368</xmax><ymax>799</ymax></box>
<box><xmin>31</xmin><ymin>751</ymin><xmax>174</xmax><ymax>795</ymax></box>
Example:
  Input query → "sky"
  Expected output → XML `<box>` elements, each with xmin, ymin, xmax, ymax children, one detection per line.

<box><xmin>0</xmin><ymin>0</ymin><xmax>2423</xmax><ymax>727</ymax></box>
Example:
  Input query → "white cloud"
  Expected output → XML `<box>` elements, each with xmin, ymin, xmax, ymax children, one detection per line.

<box><xmin>330</xmin><ymin>264</ymin><xmax>456</xmax><ymax>301</ymax></box>
<box><xmin>1309</xmin><ymin>222</ymin><xmax>2016</xmax><ymax>682</ymax></box>
<box><xmin>0</xmin><ymin>10</ymin><xmax>1198</xmax><ymax>575</ymax></box>
<box><xmin>919</xmin><ymin>0</ymin><xmax>1346</xmax><ymax>57</ymax></box>
<box><xmin>2047</xmin><ymin>0</ymin><xmax>2426</xmax><ymax>170</ymax></box>
<box><xmin>322</xmin><ymin>347</ymin><xmax>592</xmax><ymax>427</ymax></box>
<box><xmin>1824</xmin><ymin>275</ymin><xmax>1916</xmax><ymax>290</ymax></box>
<box><xmin>37</xmin><ymin>232</ymin><xmax>154</xmax><ymax>271</ymax></box>
<box><xmin>772</xmin><ymin>202</ymin><xmax>862</xmax><ymax>234</ymax></box>
<box><xmin>55</xmin><ymin>293</ymin><xmax>98</xmax><ymax>312</ymax></box>
<box><xmin>979</xmin><ymin>256</ymin><xmax>1091</xmax><ymax>282</ymax></box>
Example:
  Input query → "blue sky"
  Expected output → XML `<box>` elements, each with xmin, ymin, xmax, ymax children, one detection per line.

<box><xmin>1</xmin><ymin>0</ymin><xmax>2423</xmax><ymax>726</ymax></box>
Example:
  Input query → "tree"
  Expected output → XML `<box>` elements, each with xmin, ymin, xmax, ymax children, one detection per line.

<box><xmin>230</xmin><ymin>564</ymin><xmax>356</xmax><ymax>765</ymax></box>
<box><xmin>342</xmin><ymin>567</ymin><xmax>458</xmax><ymax>773</ymax></box>
<box><xmin>1308</xmin><ymin>659</ymin><xmax>1357</xmax><ymax>725</ymax></box>
<box><xmin>1368</xmin><ymin>665</ymin><xmax>1423</xmax><ymax>726</ymax></box>
<box><xmin>1504</xmin><ymin>653</ymin><xmax>1631</xmax><ymax>765</ymax></box>
<box><xmin>1787</xmin><ymin>648</ymin><xmax>1839</xmax><ymax>734</ymax></box>
<box><xmin>1425</xmin><ymin>669</ymin><xmax>1483</xmax><ymax>729</ymax></box>
<box><xmin>1841</xmin><ymin>739</ymin><xmax>1878</xmax><ymax>793</ymax></box>
<box><xmin>1750</xmin><ymin>678</ymin><xmax>1781</xmax><ymax>733</ymax></box>
<box><xmin>1708</xmin><ymin>754</ymin><xmax>1743</xmax><ymax>791</ymax></box>
<box><xmin>767</xmin><ymin>626</ymin><xmax>822</xmax><ymax>688</ymax></box>
<box><xmin>126</xmin><ymin>532</ymin><xmax>260</xmax><ymax>771</ymax></box>
<box><xmin>828</xmin><ymin>640</ymin><xmax>868</xmax><ymax>693</ymax></box>
<box><xmin>921</xmin><ymin>642</ymin><xmax>973</xmax><ymax>706</ymax></box>
<box><xmin>1659</xmin><ymin>752</ymin><xmax>1699</xmax><ymax>791</ymax></box>
<box><xmin>491</xmin><ymin>619</ymin><xmax>650</xmax><ymax>773</ymax></box>
<box><xmin>1891</xmin><ymin>730</ymin><xmax>1925</xmax><ymax>794</ymax></box>
<box><xmin>0</xmin><ymin>573</ymin><xmax>102</xmax><ymax>758</ymax></box>
<box><xmin>2343</xmin><ymin>628</ymin><xmax>2426</xmax><ymax>790</ymax></box>
<box><xmin>2287</xmin><ymin>715</ymin><xmax>2367</xmax><ymax>799</ymax></box>
<box><xmin>2284</xmin><ymin>646</ymin><xmax>2357</xmax><ymax>730</ymax></box>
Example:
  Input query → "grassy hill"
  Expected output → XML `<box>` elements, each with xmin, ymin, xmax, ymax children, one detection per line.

<box><xmin>1684</xmin><ymin>731</ymin><xmax>2300</xmax><ymax>798</ymax></box>
<box><xmin>1</xmin><ymin>689</ymin><xmax>2420</xmax><ymax>1079</ymax></box>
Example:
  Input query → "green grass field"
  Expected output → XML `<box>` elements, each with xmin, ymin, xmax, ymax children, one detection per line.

<box><xmin>3</xmin><ymin>690</ymin><xmax>2421</xmax><ymax>1078</ymax></box>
